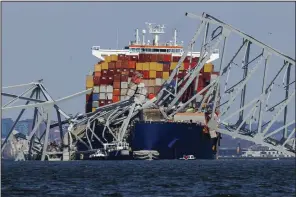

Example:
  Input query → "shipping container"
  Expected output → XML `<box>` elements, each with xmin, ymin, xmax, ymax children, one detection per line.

<box><xmin>113</xmin><ymin>81</ymin><xmax>120</xmax><ymax>89</ymax></box>
<box><xmin>116</xmin><ymin>60</ymin><xmax>122</xmax><ymax>69</ymax></box>
<box><xmin>86</xmin><ymin>75</ymin><xmax>94</xmax><ymax>88</ymax></box>
<box><xmin>129</xmin><ymin>69</ymin><xmax>135</xmax><ymax>77</ymax></box>
<box><xmin>121</xmin><ymin>88</ymin><xmax>128</xmax><ymax>96</ymax></box>
<box><xmin>99</xmin><ymin>93</ymin><xmax>106</xmax><ymax>100</ymax></box>
<box><xmin>121</xmin><ymin>74</ymin><xmax>128</xmax><ymax>82</ymax></box>
<box><xmin>93</xmin><ymin>76</ymin><xmax>100</xmax><ymax>85</ymax></box>
<box><xmin>118</xmin><ymin>54</ymin><xmax>125</xmax><ymax>61</ymax></box>
<box><xmin>122</xmin><ymin>60</ymin><xmax>129</xmax><ymax>69</ymax></box>
<box><xmin>148</xmin><ymin>79</ymin><xmax>156</xmax><ymax>87</ymax></box>
<box><xmin>94</xmin><ymin>63</ymin><xmax>102</xmax><ymax>72</ymax></box>
<box><xmin>102</xmin><ymin>62</ymin><xmax>109</xmax><ymax>70</ymax></box>
<box><xmin>92</xmin><ymin>108</ymin><xmax>97</xmax><ymax>112</ymax></box>
<box><xmin>143</xmin><ymin>63</ymin><xmax>149</xmax><ymax>71</ymax></box>
<box><xmin>106</xmin><ymin>93</ymin><xmax>113</xmax><ymax>100</ymax></box>
<box><xmin>114</xmin><ymin>74</ymin><xmax>121</xmax><ymax>82</ymax></box>
<box><xmin>108</xmin><ymin>61</ymin><xmax>116</xmax><ymax>69</ymax></box>
<box><xmin>151</xmin><ymin>54</ymin><xmax>158</xmax><ymax>62</ymax></box>
<box><xmin>204</xmin><ymin>63</ymin><xmax>213</xmax><ymax>73</ymax></box>
<box><xmin>121</xmin><ymin>82</ymin><xmax>128</xmax><ymax>89</ymax></box>
<box><xmin>143</xmin><ymin>71</ymin><xmax>149</xmax><ymax>79</ymax></box>
<box><xmin>113</xmin><ymin>89</ymin><xmax>120</xmax><ymax>96</ymax></box>
<box><xmin>93</xmin><ymin>86</ymin><xmax>100</xmax><ymax>93</ymax></box>
<box><xmin>102</xmin><ymin>69</ymin><xmax>108</xmax><ymax>76</ymax></box>
<box><xmin>93</xmin><ymin>101</ymin><xmax>99</xmax><ymax>108</ymax></box>
<box><xmin>128</xmin><ymin>55</ymin><xmax>138</xmax><ymax>61</ymax></box>
<box><xmin>110</xmin><ymin>55</ymin><xmax>118</xmax><ymax>61</ymax></box>
<box><xmin>156</xmin><ymin>71</ymin><xmax>162</xmax><ymax>78</ymax></box>
<box><xmin>157</xmin><ymin>54</ymin><xmax>164</xmax><ymax>62</ymax></box>
<box><xmin>128</xmin><ymin>61</ymin><xmax>136</xmax><ymax>69</ymax></box>
<box><xmin>155</xmin><ymin>86</ymin><xmax>161</xmax><ymax>94</ymax></box>
<box><xmin>92</xmin><ymin>93</ymin><xmax>99</xmax><ymax>101</ymax></box>
<box><xmin>155</xmin><ymin>78</ymin><xmax>162</xmax><ymax>86</ymax></box>
<box><xmin>107</xmin><ymin>76</ymin><xmax>114</xmax><ymax>85</ymax></box>
<box><xmin>99</xmin><ymin>100</ymin><xmax>106</xmax><ymax>107</ymax></box>
<box><xmin>100</xmin><ymin>76</ymin><xmax>108</xmax><ymax>85</ymax></box>
<box><xmin>115</xmin><ymin>68</ymin><xmax>121</xmax><ymax>75</ymax></box>
<box><xmin>149</xmin><ymin>62</ymin><xmax>157</xmax><ymax>71</ymax></box>
<box><xmin>163</xmin><ymin>63</ymin><xmax>170</xmax><ymax>72</ymax></box>
<box><xmin>163</xmin><ymin>54</ymin><xmax>172</xmax><ymax>62</ymax></box>
<box><xmin>156</xmin><ymin>63</ymin><xmax>163</xmax><ymax>71</ymax></box>
<box><xmin>112</xmin><ymin>95</ymin><xmax>120</xmax><ymax>103</ymax></box>
<box><xmin>172</xmin><ymin>56</ymin><xmax>181</xmax><ymax>62</ymax></box>
<box><xmin>106</xmin><ymin>85</ymin><xmax>113</xmax><ymax>93</ymax></box>
<box><xmin>149</xmin><ymin>71</ymin><xmax>156</xmax><ymax>79</ymax></box>
<box><xmin>107</xmin><ymin>69</ymin><xmax>115</xmax><ymax>76</ymax></box>
<box><xmin>163</xmin><ymin>72</ymin><xmax>170</xmax><ymax>80</ymax></box>
<box><xmin>94</xmin><ymin>71</ymin><xmax>101</xmax><ymax>77</ymax></box>
<box><xmin>136</xmin><ymin>63</ymin><xmax>143</xmax><ymax>70</ymax></box>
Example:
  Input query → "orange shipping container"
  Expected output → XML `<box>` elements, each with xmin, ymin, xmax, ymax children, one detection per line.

<box><xmin>149</xmin><ymin>62</ymin><xmax>157</xmax><ymax>71</ymax></box>
<box><xmin>142</xmin><ymin>63</ymin><xmax>149</xmax><ymax>71</ymax></box>
<box><xmin>156</xmin><ymin>63</ymin><xmax>163</xmax><ymax>71</ymax></box>
<box><xmin>204</xmin><ymin>63</ymin><xmax>213</xmax><ymax>73</ymax></box>
<box><xmin>86</xmin><ymin>75</ymin><xmax>94</xmax><ymax>88</ymax></box>
<box><xmin>113</xmin><ymin>89</ymin><xmax>120</xmax><ymax>96</ymax></box>
<box><xmin>94</xmin><ymin>63</ymin><xmax>102</xmax><ymax>72</ymax></box>
<box><xmin>102</xmin><ymin>62</ymin><xmax>108</xmax><ymax>70</ymax></box>
<box><xmin>128</xmin><ymin>61</ymin><xmax>136</xmax><ymax>69</ymax></box>
<box><xmin>136</xmin><ymin>63</ymin><xmax>143</xmax><ymax>70</ymax></box>
<box><xmin>163</xmin><ymin>72</ymin><xmax>170</xmax><ymax>80</ymax></box>
<box><xmin>149</xmin><ymin>71</ymin><xmax>156</xmax><ymax>78</ymax></box>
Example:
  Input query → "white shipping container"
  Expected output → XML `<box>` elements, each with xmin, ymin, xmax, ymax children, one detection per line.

<box><xmin>93</xmin><ymin>86</ymin><xmax>100</xmax><ymax>93</ymax></box>
<box><xmin>128</xmin><ymin>77</ymin><xmax>132</xmax><ymax>83</ymax></box>
<box><xmin>106</xmin><ymin>93</ymin><xmax>113</xmax><ymax>100</ymax></box>
<box><xmin>106</xmin><ymin>85</ymin><xmax>113</xmax><ymax>93</ymax></box>
<box><xmin>100</xmin><ymin>85</ymin><xmax>107</xmax><ymax>93</ymax></box>
<box><xmin>92</xmin><ymin>101</ymin><xmax>99</xmax><ymax>108</ymax></box>
<box><xmin>121</xmin><ymin>88</ymin><xmax>128</xmax><ymax>96</ymax></box>
<box><xmin>155</xmin><ymin>78</ymin><xmax>162</xmax><ymax>86</ymax></box>
<box><xmin>121</xmin><ymin>82</ymin><xmax>128</xmax><ymax>89</ymax></box>
<box><xmin>136</xmin><ymin>95</ymin><xmax>146</xmax><ymax>103</ymax></box>
<box><xmin>99</xmin><ymin>93</ymin><xmax>106</xmax><ymax>100</ymax></box>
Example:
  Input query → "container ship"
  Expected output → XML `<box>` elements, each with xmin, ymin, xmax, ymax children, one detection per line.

<box><xmin>81</xmin><ymin>23</ymin><xmax>221</xmax><ymax>160</ymax></box>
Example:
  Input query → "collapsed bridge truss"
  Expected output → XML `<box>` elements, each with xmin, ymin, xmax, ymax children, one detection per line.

<box><xmin>2</xmin><ymin>12</ymin><xmax>295</xmax><ymax>160</ymax></box>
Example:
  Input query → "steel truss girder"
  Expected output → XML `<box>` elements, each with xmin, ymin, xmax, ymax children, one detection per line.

<box><xmin>181</xmin><ymin>12</ymin><xmax>295</xmax><ymax>156</ymax></box>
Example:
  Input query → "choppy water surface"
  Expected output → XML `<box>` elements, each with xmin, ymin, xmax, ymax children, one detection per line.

<box><xmin>2</xmin><ymin>159</ymin><xmax>295</xmax><ymax>197</ymax></box>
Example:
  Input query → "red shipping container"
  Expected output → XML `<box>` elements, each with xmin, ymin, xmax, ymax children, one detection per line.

<box><xmin>157</xmin><ymin>54</ymin><xmax>164</xmax><ymax>62</ymax></box>
<box><xmin>99</xmin><ymin>100</ymin><xmax>106</xmax><ymax>107</ymax></box>
<box><xmin>116</xmin><ymin>61</ymin><xmax>122</xmax><ymax>68</ymax></box>
<box><xmin>163</xmin><ymin>64</ymin><xmax>170</xmax><ymax>72</ymax></box>
<box><xmin>107</xmin><ymin>76</ymin><xmax>113</xmax><ymax>85</ymax></box>
<box><xmin>192</xmin><ymin>57</ymin><xmax>199</xmax><ymax>62</ymax></box>
<box><xmin>106</xmin><ymin>100</ymin><xmax>113</xmax><ymax>105</ymax></box>
<box><xmin>138</xmin><ymin>54</ymin><xmax>146</xmax><ymax>62</ymax></box>
<box><xmin>107</xmin><ymin>69</ymin><xmax>115</xmax><ymax>76</ymax></box>
<box><xmin>94</xmin><ymin>71</ymin><xmax>101</xmax><ymax>77</ymax></box>
<box><xmin>93</xmin><ymin>76</ymin><xmax>100</xmax><ymax>85</ymax></box>
<box><xmin>101</xmin><ymin>69</ymin><xmax>108</xmax><ymax>76</ymax></box>
<box><xmin>100</xmin><ymin>76</ymin><xmax>108</xmax><ymax>85</ymax></box>
<box><xmin>163</xmin><ymin>54</ymin><xmax>172</xmax><ymax>62</ymax></box>
<box><xmin>184</xmin><ymin>62</ymin><xmax>190</xmax><ymax>70</ymax></box>
<box><xmin>143</xmin><ymin>71</ymin><xmax>149</xmax><ymax>79</ymax></box>
<box><xmin>156</xmin><ymin>71</ymin><xmax>162</xmax><ymax>78</ymax></box>
<box><xmin>178</xmin><ymin>71</ymin><xmax>184</xmax><ymax>78</ymax></box>
<box><xmin>129</xmin><ymin>69</ymin><xmax>135</xmax><ymax>77</ymax></box>
<box><xmin>128</xmin><ymin>61</ymin><xmax>136</xmax><ymax>69</ymax></box>
<box><xmin>128</xmin><ymin>55</ymin><xmax>138</xmax><ymax>61</ymax></box>
<box><xmin>151</xmin><ymin>54</ymin><xmax>158</xmax><ymax>62</ymax></box>
<box><xmin>112</xmin><ymin>96</ymin><xmax>120</xmax><ymax>103</ymax></box>
<box><xmin>115</xmin><ymin>68</ymin><xmax>121</xmax><ymax>74</ymax></box>
<box><xmin>183</xmin><ymin>56</ymin><xmax>191</xmax><ymax>63</ymax></box>
<box><xmin>113</xmin><ymin>82</ymin><xmax>120</xmax><ymax>89</ymax></box>
<box><xmin>118</xmin><ymin>54</ymin><xmax>125</xmax><ymax>61</ymax></box>
<box><xmin>114</xmin><ymin>74</ymin><xmax>121</xmax><ymax>82</ymax></box>
<box><xmin>122</xmin><ymin>61</ymin><xmax>129</xmax><ymax>69</ymax></box>
<box><xmin>108</xmin><ymin>61</ymin><xmax>116</xmax><ymax>69</ymax></box>
<box><xmin>121</xmin><ymin>74</ymin><xmax>128</xmax><ymax>82</ymax></box>
<box><xmin>173</xmin><ymin>56</ymin><xmax>181</xmax><ymax>62</ymax></box>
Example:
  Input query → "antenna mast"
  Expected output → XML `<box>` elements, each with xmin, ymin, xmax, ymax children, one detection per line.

<box><xmin>146</xmin><ymin>22</ymin><xmax>165</xmax><ymax>46</ymax></box>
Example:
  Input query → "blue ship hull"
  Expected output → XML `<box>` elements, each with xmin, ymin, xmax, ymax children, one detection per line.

<box><xmin>131</xmin><ymin>121</ymin><xmax>217</xmax><ymax>159</ymax></box>
<box><xmin>76</xmin><ymin>121</ymin><xmax>218</xmax><ymax>160</ymax></box>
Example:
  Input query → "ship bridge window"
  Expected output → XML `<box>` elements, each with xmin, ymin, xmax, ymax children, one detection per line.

<box><xmin>167</xmin><ymin>49</ymin><xmax>172</xmax><ymax>53</ymax></box>
<box><xmin>152</xmin><ymin>49</ymin><xmax>160</xmax><ymax>52</ymax></box>
<box><xmin>160</xmin><ymin>49</ymin><xmax>166</xmax><ymax>53</ymax></box>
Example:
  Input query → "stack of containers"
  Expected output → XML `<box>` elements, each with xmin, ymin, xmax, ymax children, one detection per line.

<box><xmin>86</xmin><ymin>52</ymin><xmax>215</xmax><ymax>113</ymax></box>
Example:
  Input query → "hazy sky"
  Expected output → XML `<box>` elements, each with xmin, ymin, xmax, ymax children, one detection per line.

<box><xmin>2</xmin><ymin>2</ymin><xmax>295</xmax><ymax>119</ymax></box>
